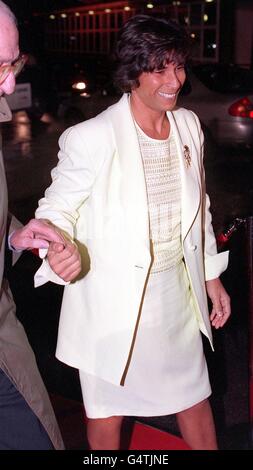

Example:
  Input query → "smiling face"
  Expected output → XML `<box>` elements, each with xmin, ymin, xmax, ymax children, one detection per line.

<box><xmin>131</xmin><ymin>61</ymin><xmax>186</xmax><ymax>115</ymax></box>
<box><xmin>0</xmin><ymin>12</ymin><xmax>19</xmax><ymax>96</ymax></box>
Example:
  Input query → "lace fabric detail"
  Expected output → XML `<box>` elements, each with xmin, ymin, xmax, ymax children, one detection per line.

<box><xmin>136</xmin><ymin>125</ymin><xmax>183</xmax><ymax>274</ymax></box>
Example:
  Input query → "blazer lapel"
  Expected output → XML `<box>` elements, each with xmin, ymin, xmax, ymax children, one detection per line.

<box><xmin>108</xmin><ymin>96</ymin><xmax>201</xmax><ymax>251</ymax></box>
<box><xmin>168</xmin><ymin>110</ymin><xmax>201</xmax><ymax>241</ymax></box>
<box><xmin>108</xmin><ymin>94</ymin><xmax>150</xmax><ymax>249</ymax></box>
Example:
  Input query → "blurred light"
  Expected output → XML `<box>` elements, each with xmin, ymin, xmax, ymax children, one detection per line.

<box><xmin>184</xmin><ymin>16</ymin><xmax>189</xmax><ymax>24</ymax></box>
<box><xmin>15</xmin><ymin>111</ymin><xmax>29</xmax><ymax>124</ymax></box>
<box><xmin>88</xmin><ymin>10</ymin><xmax>94</xmax><ymax>15</ymax></box>
<box><xmin>80</xmin><ymin>92</ymin><xmax>91</xmax><ymax>98</ymax></box>
<box><xmin>146</xmin><ymin>3</ymin><xmax>154</xmax><ymax>8</ymax></box>
<box><xmin>124</xmin><ymin>6</ymin><xmax>131</xmax><ymax>11</ymax></box>
<box><xmin>13</xmin><ymin>112</ymin><xmax>31</xmax><ymax>157</ymax></box>
<box><xmin>72</xmin><ymin>81</ymin><xmax>86</xmax><ymax>91</ymax></box>
<box><xmin>40</xmin><ymin>113</ymin><xmax>53</xmax><ymax>124</ymax></box>
<box><xmin>191</xmin><ymin>33</ymin><xmax>196</xmax><ymax>38</ymax></box>
<box><xmin>105</xmin><ymin>8</ymin><xmax>111</xmax><ymax>13</ymax></box>
<box><xmin>49</xmin><ymin>15</ymin><xmax>55</xmax><ymax>20</ymax></box>
<box><xmin>229</xmin><ymin>97</ymin><xmax>253</xmax><ymax>118</ymax></box>
<box><xmin>61</xmin><ymin>13</ymin><xmax>67</xmax><ymax>19</ymax></box>
<box><xmin>212</xmin><ymin>43</ymin><xmax>217</xmax><ymax>49</ymax></box>
<box><xmin>203</xmin><ymin>14</ymin><xmax>208</xmax><ymax>22</ymax></box>
<box><xmin>205</xmin><ymin>0</ymin><xmax>214</xmax><ymax>3</ymax></box>
<box><xmin>75</xmin><ymin>12</ymin><xmax>80</xmax><ymax>17</ymax></box>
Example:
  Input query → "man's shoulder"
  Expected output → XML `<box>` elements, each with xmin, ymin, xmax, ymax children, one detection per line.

<box><xmin>0</xmin><ymin>98</ymin><xmax>12</xmax><ymax>123</ymax></box>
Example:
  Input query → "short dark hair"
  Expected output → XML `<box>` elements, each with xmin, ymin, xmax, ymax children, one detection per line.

<box><xmin>114</xmin><ymin>15</ymin><xmax>191</xmax><ymax>93</ymax></box>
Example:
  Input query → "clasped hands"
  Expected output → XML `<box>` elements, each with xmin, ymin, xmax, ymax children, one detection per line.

<box><xmin>10</xmin><ymin>218</ymin><xmax>81</xmax><ymax>282</ymax></box>
<box><xmin>47</xmin><ymin>240</ymin><xmax>81</xmax><ymax>282</ymax></box>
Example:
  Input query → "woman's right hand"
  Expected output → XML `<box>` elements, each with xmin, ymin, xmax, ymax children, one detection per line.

<box><xmin>47</xmin><ymin>240</ymin><xmax>81</xmax><ymax>282</ymax></box>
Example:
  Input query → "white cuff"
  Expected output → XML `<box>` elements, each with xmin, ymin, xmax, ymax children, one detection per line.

<box><xmin>205</xmin><ymin>250</ymin><xmax>229</xmax><ymax>281</ymax></box>
<box><xmin>34</xmin><ymin>258</ymin><xmax>70</xmax><ymax>288</ymax></box>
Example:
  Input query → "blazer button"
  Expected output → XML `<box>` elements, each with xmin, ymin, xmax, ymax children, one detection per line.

<box><xmin>189</xmin><ymin>244</ymin><xmax>197</xmax><ymax>251</ymax></box>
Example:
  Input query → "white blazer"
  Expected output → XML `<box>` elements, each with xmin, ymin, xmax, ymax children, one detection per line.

<box><xmin>35</xmin><ymin>94</ymin><xmax>228</xmax><ymax>385</ymax></box>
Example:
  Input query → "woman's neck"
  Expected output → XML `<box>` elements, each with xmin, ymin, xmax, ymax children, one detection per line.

<box><xmin>129</xmin><ymin>94</ymin><xmax>170</xmax><ymax>140</ymax></box>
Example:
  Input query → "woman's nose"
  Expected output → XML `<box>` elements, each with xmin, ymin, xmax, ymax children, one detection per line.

<box><xmin>164</xmin><ymin>70</ymin><xmax>180</xmax><ymax>86</ymax></box>
<box><xmin>0</xmin><ymin>72</ymin><xmax>16</xmax><ymax>95</ymax></box>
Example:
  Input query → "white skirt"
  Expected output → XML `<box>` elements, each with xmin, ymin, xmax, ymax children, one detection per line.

<box><xmin>79</xmin><ymin>261</ymin><xmax>211</xmax><ymax>418</ymax></box>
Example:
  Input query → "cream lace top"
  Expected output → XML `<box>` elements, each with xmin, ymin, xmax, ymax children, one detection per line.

<box><xmin>136</xmin><ymin>124</ymin><xmax>183</xmax><ymax>274</ymax></box>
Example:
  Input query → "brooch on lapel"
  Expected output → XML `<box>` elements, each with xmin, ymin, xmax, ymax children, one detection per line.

<box><xmin>183</xmin><ymin>145</ymin><xmax>191</xmax><ymax>168</ymax></box>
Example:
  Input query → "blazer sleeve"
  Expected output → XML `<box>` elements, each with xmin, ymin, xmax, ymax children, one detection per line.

<box><xmin>35</xmin><ymin>125</ymin><xmax>97</xmax><ymax>287</ymax></box>
<box><xmin>193</xmin><ymin>115</ymin><xmax>229</xmax><ymax>281</ymax></box>
<box><xmin>203</xmin><ymin>193</ymin><xmax>229</xmax><ymax>280</ymax></box>
<box><xmin>36</xmin><ymin>125</ymin><xmax>96</xmax><ymax>235</ymax></box>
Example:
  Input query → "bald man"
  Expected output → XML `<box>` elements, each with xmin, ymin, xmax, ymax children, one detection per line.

<box><xmin>0</xmin><ymin>1</ymin><xmax>65</xmax><ymax>450</ymax></box>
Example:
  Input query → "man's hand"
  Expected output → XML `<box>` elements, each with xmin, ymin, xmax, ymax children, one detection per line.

<box><xmin>47</xmin><ymin>241</ymin><xmax>81</xmax><ymax>282</ymax></box>
<box><xmin>206</xmin><ymin>277</ymin><xmax>231</xmax><ymax>329</ymax></box>
<box><xmin>9</xmin><ymin>218</ymin><xmax>65</xmax><ymax>251</ymax></box>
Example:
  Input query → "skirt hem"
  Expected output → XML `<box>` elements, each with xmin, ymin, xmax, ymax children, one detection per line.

<box><xmin>84</xmin><ymin>389</ymin><xmax>212</xmax><ymax>419</ymax></box>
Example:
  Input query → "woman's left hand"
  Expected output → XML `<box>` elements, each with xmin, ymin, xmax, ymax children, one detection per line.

<box><xmin>206</xmin><ymin>278</ymin><xmax>231</xmax><ymax>329</ymax></box>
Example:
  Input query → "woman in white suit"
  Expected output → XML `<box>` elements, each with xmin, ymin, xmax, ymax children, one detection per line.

<box><xmin>35</xmin><ymin>15</ymin><xmax>231</xmax><ymax>450</ymax></box>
